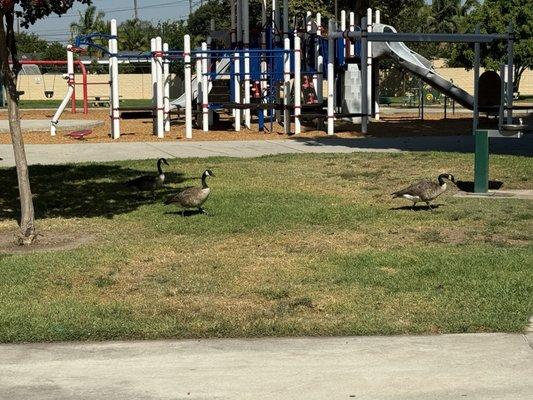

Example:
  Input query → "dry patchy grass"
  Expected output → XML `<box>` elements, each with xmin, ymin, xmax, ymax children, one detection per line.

<box><xmin>0</xmin><ymin>151</ymin><xmax>531</xmax><ymax>342</ymax></box>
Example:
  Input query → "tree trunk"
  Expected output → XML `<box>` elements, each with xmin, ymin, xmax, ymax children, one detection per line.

<box><xmin>0</xmin><ymin>10</ymin><xmax>37</xmax><ymax>245</ymax></box>
<box><xmin>6</xmin><ymin>88</ymin><xmax>36</xmax><ymax>244</ymax></box>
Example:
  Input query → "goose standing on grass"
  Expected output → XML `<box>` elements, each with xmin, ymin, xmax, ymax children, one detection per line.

<box><xmin>392</xmin><ymin>173</ymin><xmax>455</xmax><ymax>211</ymax></box>
<box><xmin>165</xmin><ymin>169</ymin><xmax>214</xmax><ymax>215</ymax></box>
<box><xmin>126</xmin><ymin>158</ymin><xmax>169</xmax><ymax>196</ymax></box>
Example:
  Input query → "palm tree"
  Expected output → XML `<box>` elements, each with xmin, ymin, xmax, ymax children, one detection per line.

<box><xmin>118</xmin><ymin>19</ymin><xmax>155</xmax><ymax>51</ymax></box>
<box><xmin>70</xmin><ymin>5</ymin><xmax>107</xmax><ymax>36</ymax></box>
<box><xmin>426</xmin><ymin>0</ymin><xmax>479</xmax><ymax>33</ymax></box>
<box><xmin>70</xmin><ymin>6</ymin><xmax>107</xmax><ymax>57</ymax></box>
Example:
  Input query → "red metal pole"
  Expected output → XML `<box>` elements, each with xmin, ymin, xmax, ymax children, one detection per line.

<box><xmin>77</xmin><ymin>61</ymin><xmax>89</xmax><ymax>114</ymax></box>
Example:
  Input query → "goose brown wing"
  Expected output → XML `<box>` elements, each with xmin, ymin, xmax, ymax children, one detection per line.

<box><xmin>165</xmin><ymin>187</ymin><xmax>202</xmax><ymax>206</ymax></box>
<box><xmin>392</xmin><ymin>180</ymin><xmax>434</xmax><ymax>198</ymax></box>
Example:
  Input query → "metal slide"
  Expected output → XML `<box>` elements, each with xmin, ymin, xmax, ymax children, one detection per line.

<box><xmin>170</xmin><ymin>57</ymin><xmax>231</xmax><ymax>109</ymax></box>
<box><xmin>372</xmin><ymin>23</ymin><xmax>474</xmax><ymax>110</ymax></box>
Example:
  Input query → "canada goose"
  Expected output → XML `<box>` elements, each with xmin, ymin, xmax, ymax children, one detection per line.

<box><xmin>392</xmin><ymin>173</ymin><xmax>455</xmax><ymax>211</ymax></box>
<box><xmin>165</xmin><ymin>169</ymin><xmax>214</xmax><ymax>215</ymax></box>
<box><xmin>126</xmin><ymin>158</ymin><xmax>169</xmax><ymax>196</ymax></box>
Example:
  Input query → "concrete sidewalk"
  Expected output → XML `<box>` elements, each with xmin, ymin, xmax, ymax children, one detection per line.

<box><xmin>0</xmin><ymin>134</ymin><xmax>531</xmax><ymax>166</ymax></box>
<box><xmin>1</xmin><ymin>333</ymin><xmax>532</xmax><ymax>399</ymax></box>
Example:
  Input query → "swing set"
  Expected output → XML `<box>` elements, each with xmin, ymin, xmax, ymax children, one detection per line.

<box><xmin>16</xmin><ymin>59</ymin><xmax>89</xmax><ymax>114</ymax></box>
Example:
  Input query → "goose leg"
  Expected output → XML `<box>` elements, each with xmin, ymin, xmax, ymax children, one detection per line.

<box><xmin>199</xmin><ymin>207</ymin><xmax>208</xmax><ymax>215</ymax></box>
<box><xmin>412</xmin><ymin>202</ymin><xmax>417</xmax><ymax>210</ymax></box>
<box><xmin>426</xmin><ymin>201</ymin><xmax>434</xmax><ymax>211</ymax></box>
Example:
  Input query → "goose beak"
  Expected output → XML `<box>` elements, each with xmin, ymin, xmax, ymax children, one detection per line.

<box><xmin>164</xmin><ymin>160</ymin><xmax>169</xmax><ymax>166</ymax></box>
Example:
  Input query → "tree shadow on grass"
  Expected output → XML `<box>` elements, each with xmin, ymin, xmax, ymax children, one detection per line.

<box><xmin>0</xmin><ymin>164</ymin><xmax>190</xmax><ymax>221</ymax></box>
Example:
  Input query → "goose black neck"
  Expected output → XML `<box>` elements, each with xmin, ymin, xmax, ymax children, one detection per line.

<box><xmin>201</xmin><ymin>175</ymin><xmax>209</xmax><ymax>189</ymax></box>
<box><xmin>157</xmin><ymin>159</ymin><xmax>164</xmax><ymax>175</ymax></box>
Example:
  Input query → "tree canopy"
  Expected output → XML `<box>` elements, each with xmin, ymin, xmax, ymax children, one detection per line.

<box><xmin>447</xmin><ymin>0</ymin><xmax>532</xmax><ymax>91</ymax></box>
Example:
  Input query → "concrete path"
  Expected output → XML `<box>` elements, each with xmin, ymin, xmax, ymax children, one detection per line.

<box><xmin>0</xmin><ymin>333</ymin><xmax>531</xmax><ymax>400</ymax></box>
<box><xmin>1</xmin><ymin>134</ymin><xmax>531</xmax><ymax>166</ymax></box>
<box><xmin>0</xmin><ymin>119</ymin><xmax>103</xmax><ymax>133</ymax></box>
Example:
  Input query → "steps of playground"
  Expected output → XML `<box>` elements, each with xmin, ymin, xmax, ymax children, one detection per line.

<box><xmin>209</xmin><ymin>79</ymin><xmax>231</xmax><ymax>103</ymax></box>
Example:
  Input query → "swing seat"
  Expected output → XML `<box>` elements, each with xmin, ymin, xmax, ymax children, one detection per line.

<box><xmin>44</xmin><ymin>90</ymin><xmax>54</xmax><ymax>99</ymax></box>
<box><xmin>66</xmin><ymin>129</ymin><xmax>93</xmax><ymax>140</ymax></box>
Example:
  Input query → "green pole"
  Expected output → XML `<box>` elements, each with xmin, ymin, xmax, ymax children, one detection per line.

<box><xmin>474</xmin><ymin>130</ymin><xmax>489</xmax><ymax>193</ymax></box>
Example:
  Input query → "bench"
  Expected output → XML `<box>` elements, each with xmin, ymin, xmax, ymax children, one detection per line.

<box><xmin>90</xmin><ymin>96</ymin><xmax>123</xmax><ymax>107</ymax></box>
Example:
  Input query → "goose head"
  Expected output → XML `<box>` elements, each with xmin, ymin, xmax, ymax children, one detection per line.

<box><xmin>438</xmin><ymin>173</ymin><xmax>455</xmax><ymax>186</ymax></box>
<box><xmin>203</xmin><ymin>169</ymin><xmax>215</xmax><ymax>178</ymax></box>
<box><xmin>158</xmin><ymin>158</ymin><xmax>169</xmax><ymax>167</ymax></box>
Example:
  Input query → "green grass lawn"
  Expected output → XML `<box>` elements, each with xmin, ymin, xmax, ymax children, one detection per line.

<box><xmin>0</xmin><ymin>152</ymin><xmax>531</xmax><ymax>343</ymax></box>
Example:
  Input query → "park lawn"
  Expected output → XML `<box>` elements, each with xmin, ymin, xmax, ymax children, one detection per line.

<box><xmin>0</xmin><ymin>151</ymin><xmax>531</xmax><ymax>343</ymax></box>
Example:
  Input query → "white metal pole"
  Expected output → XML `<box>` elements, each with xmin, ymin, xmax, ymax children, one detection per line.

<box><xmin>272</xmin><ymin>0</ymin><xmax>277</xmax><ymax>41</ymax></box>
<box><xmin>316</xmin><ymin>12</ymin><xmax>322</xmax><ymax>60</ymax></box>
<box><xmin>361</xmin><ymin>17</ymin><xmax>368</xmax><ymax>134</ymax></box>
<box><xmin>163</xmin><ymin>43</ymin><xmax>170</xmax><ymax>132</ymax></box>
<box><xmin>349</xmin><ymin>12</ymin><xmax>355</xmax><ymax>57</ymax></box>
<box><xmin>196</xmin><ymin>47</ymin><xmax>202</xmax><ymax>124</ymax></box>
<box><xmin>233</xmin><ymin>52</ymin><xmax>241</xmax><ymax>131</ymax></box>
<box><xmin>317</xmin><ymin>55</ymin><xmax>323</xmax><ymax>104</ymax></box>
<box><xmin>155</xmin><ymin>36</ymin><xmax>164</xmax><ymax>138</ymax></box>
<box><xmin>506</xmin><ymin>23</ymin><xmax>514</xmax><ymax>124</ymax></box>
<box><xmin>374</xmin><ymin>9</ymin><xmax>381</xmax><ymax>120</ymax></box>
<box><xmin>327</xmin><ymin>20</ymin><xmax>335</xmax><ymax>135</ymax></box>
<box><xmin>283</xmin><ymin>37</ymin><xmax>291</xmax><ymax>134</ymax></box>
<box><xmin>110</xmin><ymin>19</ymin><xmax>120</xmax><ymax>139</ymax></box>
<box><xmin>50</xmin><ymin>45</ymin><xmax>75</xmax><ymax>136</ymax></box>
<box><xmin>306</xmin><ymin>11</ymin><xmax>312</xmax><ymax>33</ymax></box>
<box><xmin>150</xmin><ymin>37</ymin><xmax>157</xmax><ymax>135</ymax></box>
<box><xmin>243</xmin><ymin>0</ymin><xmax>251</xmax><ymax>128</ymax></box>
<box><xmin>499</xmin><ymin>64</ymin><xmax>505</xmax><ymax>127</ymax></box>
<box><xmin>367</xmin><ymin>8</ymin><xmax>373</xmax><ymax>117</ymax></box>
<box><xmin>340</xmin><ymin>10</ymin><xmax>346</xmax><ymax>59</ymax></box>
<box><xmin>208</xmin><ymin>20</ymin><xmax>215</xmax><ymax>126</ymax></box>
<box><xmin>260</xmin><ymin>0</ymin><xmax>267</xmax><ymax>120</ymax></box>
<box><xmin>314</xmin><ymin>12</ymin><xmax>322</xmax><ymax>99</ymax></box>
<box><xmin>184</xmin><ymin>34</ymin><xmax>193</xmax><ymax>139</ymax></box>
<box><xmin>294</xmin><ymin>35</ymin><xmax>301</xmax><ymax>135</ymax></box>
<box><xmin>201</xmin><ymin>42</ymin><xmax>209</xmax><ymax>132</ymax></box>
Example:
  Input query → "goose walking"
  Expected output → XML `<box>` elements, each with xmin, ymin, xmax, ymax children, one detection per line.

<box><xmin>126</xmin><ymin>158</ymin><xmax>169</xmax><ymax>196</ymax></box>
<box><xmin>392</xmin><ymin>173</ymin><xmax>455</xmax><ymax>211</ymax></box>
<box><xmin>165</xmin><ymin>169</ymin><xmax>214</xmax><ymax>215</ymax></box>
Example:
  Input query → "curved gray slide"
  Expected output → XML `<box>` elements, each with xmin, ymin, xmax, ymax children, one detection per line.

<box><xmin>372</xmin><ymin>23</ymin><xmax>474</xmax><ymax>110</ymax></box>
<box><xmin>170</xmin><ymin>57</ymin><xmax>231</xmax><ymax>109</ymax></box>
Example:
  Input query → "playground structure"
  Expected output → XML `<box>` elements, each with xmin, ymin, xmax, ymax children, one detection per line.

<box><xmin>48</xmin><ymin>2</ymin><xmax>527</xmax><ymax>193</ymax></box>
